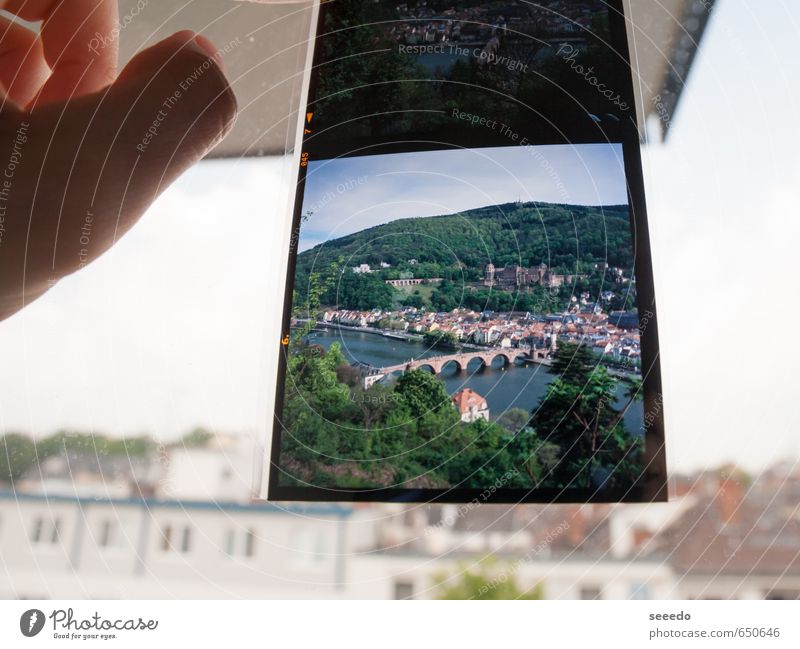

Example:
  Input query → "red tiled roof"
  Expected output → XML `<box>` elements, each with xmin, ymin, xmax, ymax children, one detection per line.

<box><xmin>451</xmin><ymin>388</ymin><xmax>487</xmax><ymax>414</ymax></box>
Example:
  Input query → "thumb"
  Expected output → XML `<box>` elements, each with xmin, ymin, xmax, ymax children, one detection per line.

<box><xmin>96</xmin><ymin>29</ymin><xmax>237</xmax><ymax>225</ymax></box>
<box><xmin>0</xmin><ymin>31</ymin><xmax>237</xmax><ymax>319</ymax></box>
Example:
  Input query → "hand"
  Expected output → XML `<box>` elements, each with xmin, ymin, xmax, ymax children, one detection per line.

<box><xmin>0</xmin><ymin>0</ymin><xmax>237</xmax><ymax>320</ymax></box>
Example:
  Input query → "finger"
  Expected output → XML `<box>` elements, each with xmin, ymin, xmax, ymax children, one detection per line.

<box><xmin>116</xmin><ymin>30</ymin><xmax>225</xmax><ymax>82</ymax></box>
<box><xmin>0</xmin><ymin>16</ymin><xmax>49</xmax><ymax>107</ymax></box>
<box><xmin>1</xmin><ymin>0</ymin><xmax>119</xmax><ymax>105</ymax></box>
<box><xmin>0</xmin><ymin>31</ymin><xmax>236</xmax><ymax>319</ymax></box>
<box><xmin>96</xmin><ymin>31</ymin><xmax>237</xmax><ymax>223</ymax></box>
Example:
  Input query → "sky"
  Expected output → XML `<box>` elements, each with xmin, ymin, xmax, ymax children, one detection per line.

<box><xmin>0</xmin><ymin>0</ymin><xmax>799</xmax><ymax>474</ymax></box>
<box><xmin>298</xmin><ymin>144</ymin><xmax>627</xmax><ymax>251</ymax></box>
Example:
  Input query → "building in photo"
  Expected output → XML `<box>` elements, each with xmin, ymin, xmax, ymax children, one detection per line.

<box><xmin>451</xmin><ymin>388</ymin><xmax>490</xmax><ymax>423</ymax></box>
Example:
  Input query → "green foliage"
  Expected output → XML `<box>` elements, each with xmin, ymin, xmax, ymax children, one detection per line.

<box><xmin>35</xmin><ymin>430</ymin><xmax>156</xmax><ymax>458</ymax></box>
<box><xmin>548</xmin><ymin>340</ymin><xmax>599</xmax><ymax>385</ymax></box>
<box><xmin>430</xmin><ymin>282</ymin><xmax>562</xmax><ymax>314</ymax></box>
<box><xmin>495</xmin><ymin>408</ymin><xmax>531</xmax><ymax>434</ymax></box>
<box><xmin>395</xmin><ymin>369</ymin><xmax>452</xmax><ymax>417</ymax></box>
<box><xmin>320</xmin><ymin>269</ymin><xmax>395</xmax><ymax>311</ymax></box>
<box><xmin>0</xmin><ymin>430</ymin><xmax>158</xmax><ymax>485</ymax></box>
<box><xmin>293</xmin><ymin>259</ymin><xmax>342</xmax><ymax>340</ymax></box>
<box><xmin>312</xmin><ymin>0</ymin><xmax>618</xmax><ymax>140</ymax></box>
<box><xmin>402</xmin><ymin>290</ymin><xmax>425</xmax><ymax>309</ymax></box>
<box><xmin>314</xmin><ymin>0</ymin><xmax>440</xmax><ymax>138</ymax></box>
<box><xmin>174</xmin><ymin>427</ymin><xmax>214</xmax><ymax>449</ymax></box>
<box><xmin>279</xmin><ymin>343</ymin><xmax>536</xmax><ymax>489</ymax></box>
<box><xmin>295</xmin><ymin>202</ymin><xmax>633</xmax><ymax>309</ymax></box>
<box><xmin>528</xmin><ymin>342</ymin><xmax>643</xmax><ymax>490</ymax></box>
<box><xmin>0</xmin><ymin>433</ymin><xmax>37</xmax><ymax>484</ymax></box>
<box><xmin>280</xmin><ymin>268</ymin><xmax>643</xmax><ymax>492</ymax></box>
<box><xmin>422</xmin><ymin>330</ymin><xmax>459</xmax><ymax>349</ymax></box>
<box><xmin>434</xmin><ymin>559</ymin><xmax>544</xmax><ymax>600</ymax></box>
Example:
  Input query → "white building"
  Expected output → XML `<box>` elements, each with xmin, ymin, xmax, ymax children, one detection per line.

<box><xmin>451</xmin><ymin>388</ymin><xmax>489</xmax><ymax>423</ymax></box>
<box><xmin>0</xmin><ymin>491</ymin><xmax>677</xmax><ymax>600</ymax></box>
<box><xmin>4</xmin><ymin>433</ymin><xmax>799</xmax><ymax>601</ymax></box>
<box><xmin>0</xmin><ymin>491</ymin><xmax>366</xmax><ymax>599</ymax></box>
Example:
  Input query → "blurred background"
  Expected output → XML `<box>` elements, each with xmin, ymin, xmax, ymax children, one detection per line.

<box><xmin>1</xmin><ymin>0</ymin><xmax>799</xmax><ymax>599</ymax></box>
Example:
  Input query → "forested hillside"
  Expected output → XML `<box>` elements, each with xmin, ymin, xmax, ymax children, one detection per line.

<box><xmin>297</xmin><ymin>201</ymin><xmax>632</xmax><ymax>280</ymax></box>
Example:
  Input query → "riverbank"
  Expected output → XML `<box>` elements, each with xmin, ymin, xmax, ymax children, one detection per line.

<box><xmin>306</xmin><ymin>320</ymin><xmax>639</xmax><ymax>379</ymax></box>
<box><xmin>305</xmin><ymin>327</ymin><xmax>645</xmax><ymax>435</ymax></box>
<box><xmin>309</xmin><ymin>320</ymin><xmax>495</xmax><ymax>352</ymax></box>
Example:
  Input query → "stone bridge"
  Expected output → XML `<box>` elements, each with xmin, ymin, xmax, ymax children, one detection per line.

<box><xmin>363</xmin><ymin>346</ymin><xmax>549</xmax><ymax>388</ymax></box>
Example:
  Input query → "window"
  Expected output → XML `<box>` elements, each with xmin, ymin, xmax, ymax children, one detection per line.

<box><xmin>580</xmin><ymin>586</ymin><xmax>602</xmax><ymax>600</ymax></box>
<box><xmin>30</xmin><ymin>517</ymin><xmax>43</xmax><ymax>543</ymax></box>
<box><xmin>30</xmin><ymin>516</ymin><xmax>60</xmax><ymax>545</ymax></box>
<box><xmin>244</xmin><ymin>529</ymin><xmax>255</xmax><ymax>558</ymax></box>
<box><xmin>289</xmin><ymin>527</ymin><xmax>328</xmax><ymax>567</ymax></box>
<box><xmin>394</xmin><ymin>581</ymin><xmax>415</xmax><ymax>600</ymax></box>
<box><xmin>98</xmin><ymin>520</ymin><xmax>112</xmax><ymax>547</ymax></box>
<box><xmin>224</xmin><ymin>529</ymin><xmax>235</xmax><ymax>556</ymax></box>
<box><xmin>161</xmin><ymin>524</ymin><xmax>192</xmax><ymax>554</ymax></box>
<box><xmin>180</xmin><ymin>526</ymin><xmax>191</xmax><ymax>553</ymax></box>
<box><xmin>98</xmin><ymin>519</ymin><xmax>127</xmax><ymax>549</ymax></box>
<box><xmin>160</xmin><ymin>525</ymin><xmax>172</xmax><ymax>551</ymax></box>
<box><xmin>223</xmin><ymin>527</ymin><xmax>257</xmax><ymax>558</ymax></box>
<box><xmin>98</xmin><ymin>519</ymin><xmax>117</xmax><ymax>548</ymax></box>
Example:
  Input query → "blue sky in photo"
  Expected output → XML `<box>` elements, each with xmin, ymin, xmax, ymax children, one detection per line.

<box><xmin>298</xmin><ymin>143</ymin><xmax>627</xmax><ymax>251</ymax></box>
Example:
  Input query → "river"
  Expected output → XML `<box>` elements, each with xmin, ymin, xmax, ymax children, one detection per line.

<box><xmin>306</xmin><ymin>327</ymin><xmax>644</xmax><ymax>435</ymax></box>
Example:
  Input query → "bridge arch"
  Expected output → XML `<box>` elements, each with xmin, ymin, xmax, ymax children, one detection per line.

<box><xmin>414</xmin><ymin>362</ymin><xmax>437</xmax><ymax>374</ymax></box>
<box><xmin>369</xmin><ymin>347</ymin><xmax>535</xmax><ymax>381</ymax></box>
<box><xmin>463</xmin><ymin>355</ymin><xmax>488</xmax><ymax>372</ymax></box>
<box><xmin>440</xmin><ymin>359</ymin><xmax>463</xmax><ymax>374</ymax></box>
<box><xmin>495</xmin><ymin>352</ymin><xmax>512</xmax><ymax>367</ymax></box>
<box><xmin>511</xmin><ymin>350</ymin><xmax>531</xmax><ymax>365</ymax></box>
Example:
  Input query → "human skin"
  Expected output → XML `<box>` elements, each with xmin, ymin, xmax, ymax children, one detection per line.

<box><xmin>0</xmin><ymin>0</ymin><xmax>239</xmax><ymax>320</ymax></box>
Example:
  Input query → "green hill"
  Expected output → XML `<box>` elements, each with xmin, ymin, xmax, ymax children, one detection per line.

<box><xmin>297</xmin><ymin>201</ymin><xmax>633</xmax><ymax>279</ymax></box>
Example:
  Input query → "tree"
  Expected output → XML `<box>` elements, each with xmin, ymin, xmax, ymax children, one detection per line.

<box><xmin>1</xmin><ymin>430</ymin><xmax>161</xmax><ymax>486</ymax></box>
<box><xmin>434</xmin><ymin>560</ymin><xmax>544</xmax><ymax>600</ymax></box>
<box><xmin>175</xmin><ymin>427</ymin><xmax>214</xmax><ymax>449</ymax></box>
<box><xmin>0</xmin><ymin>433</ymin><xmax>37</xmax><ymax>484</ymax></box>
<box><xmin>394</xmin><ymin>370</ymin><xmax>453</xmax><ymax>418</ymax></box>
<box><xmin>423</xmin><ymin>330</ymin><xmax>459</xmax><ymax>349</ymax></box>
<box><xmin>547</xmin><ymin>340</ymin><xmax>599</xmax><ymax>385</ymax></box>
<box><xmin>495</xmin><ymin>408</ymin><xmax>531</xmax><ymax>434</ymax></box>
<box><xmin>35</xmin><ymin>430</ymin><xmax>156</xmax><ymax>458</ymax></box>
<box><xmin>322</xmin><ymin>269</ymin><xmax>395</xmax><ymax>310</ymax></box>
<box><xmin>528</xmin><ymin>342</ymin><xmax>642</xmax><ymax>489</ymax></box>
<box><xmin>406</xmin><ymin>291</ymin><xmax>425</xmax><ymax>309</ymax></box>
<box><xmin>282</xmin><ymin>341</ymin><xmax>355</xmax><ymax>464</ymax></box>
<box><xmin>349</xmin><ymin>384</ymin><xmax>398</xmax><ymax>429</ymax></box>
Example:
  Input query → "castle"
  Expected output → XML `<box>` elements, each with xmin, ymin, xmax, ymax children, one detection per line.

<box><xmin>483</xmin><ymin>263</ymin><xmax>566</xmax><ymax>289</ymax></box>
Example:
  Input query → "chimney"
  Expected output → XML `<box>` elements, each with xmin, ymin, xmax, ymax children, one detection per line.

<box><xmin>565</xmin><ymin>506</ymin><xmax>587</xmax><ymax>546</ymax></box>
<box><xmin>717</xmin><ymin>469</ymin><xmax>745</xmax><ymax>524</ymax></box>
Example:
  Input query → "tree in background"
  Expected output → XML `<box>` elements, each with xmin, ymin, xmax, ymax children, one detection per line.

<box><xmin>394</xmin><ymin>369</ymin><xmax>452</xmax><ymax>418</ymax></box>
<box><xmin>0</xmin><ymin>433</ymin><xmax>37</xmax><ymax>484</ymax></box>
<box><xmin>422</xmin><ymin>330</ymin><xmax>460</xmax><ymax>349</ymax></box>
<box><xmin>495</xmin><ymin>408</ymin><xmax>531</xmax><ymax>434</ymax></box>
<box><xmin>174</xmin><ymin>427</ymin><xmax>214</xmax><ymax>449</ymax></box>
<box><xmin>434</xmin><ymin>559</ymin><xmax>544</xmax><ymax>600</ymax></box>
<box><xmin>0</xmin><ymin>430</ymin><xmax>158</xmax><ymax>486</ymax></box>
